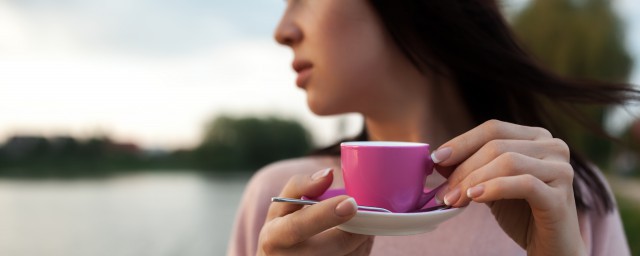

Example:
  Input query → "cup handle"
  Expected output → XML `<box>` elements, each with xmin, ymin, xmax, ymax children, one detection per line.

<box><xmin>417</xmin><ymin>182</ymin><xmax>447</xmax><ymax>209</ymax></box>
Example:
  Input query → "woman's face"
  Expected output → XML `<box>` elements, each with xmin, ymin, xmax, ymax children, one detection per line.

<box><xmin>274</xmin><ymin>0</ymin><xmax>426</xmax><ymax>116</ymax></box>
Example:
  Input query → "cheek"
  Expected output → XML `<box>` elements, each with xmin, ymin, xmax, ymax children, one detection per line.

<box><xmin>305</xmin><ymin>67</ymin><xmax>361</xmax><ymax>115</ymax></box>
<box><xmin>306</xmin><ymin>54</ymin><xmax>384</xmax><ymax>115</ymax></box>
<box><xmin>322</xmin><ymin>26</ymin><xmax>388</xmax><ymax>86</ymax></box>
<box><xmin>320</xmin><ymin>42</ymin><xmax>390</xmax><ymax>100</ymax></box>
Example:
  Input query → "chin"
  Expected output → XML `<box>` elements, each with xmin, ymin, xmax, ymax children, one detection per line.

<box><xmin>307</xmin><ymin>97</ymin><xmax>344</xmax><ymax>116</ymax></box>
<box><xmin>307</xmin><ymin>103</ymin><xmax>335</xmax><ymax>116</ymax></box>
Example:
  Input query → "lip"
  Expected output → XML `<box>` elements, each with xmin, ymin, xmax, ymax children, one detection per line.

<box><xmin>292</xmin><ymin>60</ymin><xmax>313</xmax><ymax>88</ymax></box>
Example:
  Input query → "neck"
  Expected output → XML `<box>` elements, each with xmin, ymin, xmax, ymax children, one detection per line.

<box><xmin>363</xmin><ymin>78</ymin><xmax>474</xmax><ymax>148</ymax></box>
<box><xmin>365</xmin><ymin>112</ymin><xmax>453</xmax><ymax>148</ymax></box>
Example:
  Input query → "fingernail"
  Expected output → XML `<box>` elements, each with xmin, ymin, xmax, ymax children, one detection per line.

<box><xmin>435</xmin><ymin>182</ymin><xmax>449</xmax><ymax>205</ymax></box>
<box><xmin>335</xmin><ymin>197</ymin><xmax>358</xmax><ymax>217</ymax></box>
<box><xmin>467</xmin><ymin>185</ymin><xmax>484</xmax><ymax>198</ymax></box>
<box><xmin>431</xmin><ymin>147</ymin><xmax>452</xmax><ymax>164</ymax></box>
<box><xmin>443</xmin><ymin>187</ymin><xmax>461</xmax><ymax>206</ymax></box>
<box><xmin>311</xmin><ymin>168</ymin><xmax>332</xmax><ymax>181</ymax></box>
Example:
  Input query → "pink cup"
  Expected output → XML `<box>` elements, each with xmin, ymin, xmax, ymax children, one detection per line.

<box><xmin>341</xmin><ymin>141</ymin><xmax>434</xmax><ymax>213</ymax></box>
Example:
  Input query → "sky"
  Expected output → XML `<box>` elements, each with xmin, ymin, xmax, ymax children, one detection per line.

<box><xmin>0</xmin><ymin>0</ymin><xmax>639</xmax><ymax>150</ymax></box>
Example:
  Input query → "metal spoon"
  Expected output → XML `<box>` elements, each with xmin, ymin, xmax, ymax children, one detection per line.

<box><xmin>272</xmin><ymin>197</ymin><xmax>452</xmax><ymax>213</ymax></box>
<box><xmin>272</xmin><ymin>197</ymin><xmax>453</xmax><ymax>213</ymax></box>
<box><xmin>271</xmin><ymin>197</ymin><xmax>393</xmax><ymax>213</ymax></box>
<box><xmin>271</xmin><ymin>184</ymin><xmax>450</xmax><ymax>213</ymax></box>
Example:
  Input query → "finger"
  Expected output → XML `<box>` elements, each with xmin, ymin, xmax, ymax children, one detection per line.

<box><xmin>447</xmin><ymin>139</ymin><xmax>569</xmax><ymax>187</ymax></box>
<box><xmin>447</xmin><ymin>139</ymin><xmax>569</xmax><ymax>188</ymax></box>
<box><xmin>268</xmin><ymin>168</ymin><xmax>334</xmax><ymax>219</ymax></box>
<box><xmin>446</xmin><ymin>153</ymin><xmax>573</xmax><ymax>207</ymax></box>
<box><xmin>296</xmin><ymin>229</ymin><xmax>371</xmax><ymax>255</ymax></box>
<box><xmin>465</xmin><ymin>174</ymin><xmax>557</xmax><ymax>211</ymax></box>
<box><xmin>434</xmin><ymin>120</ymin><xmax>553</xmax><ymax>167</ymax></box>
<box><xmin>266</xmin><ymin>195</ymin><xmax>358</xmax><ymax>248</ymax></box>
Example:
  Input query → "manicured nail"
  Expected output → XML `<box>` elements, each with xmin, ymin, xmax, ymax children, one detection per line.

<box><xmin>335</xmin><ymin>197</ymin><xmax>358</xmax><ymax>217</ymax></box>
<box><xmin>467</xmin><ymin>185</ymin><xmax>485</xmax><ymax>198</ymax></box>
<box><xmin>311</xmin><ymin>168</ymin><xmax>332</xmax><ymax>181</ymax></box>
<box><xmin>435</xmin><ymin>183</ymin><xmax>449</xmax><ymax>205</ymax></box>
<box><xmin>431</xmin><ymin>147</ymin><xmax>452</xmax><ymax>164</ymax></box>
<box><xmin>443</xmin><ymin>187</ymin><xmax>461</xmax><ymax>206</ymax></box>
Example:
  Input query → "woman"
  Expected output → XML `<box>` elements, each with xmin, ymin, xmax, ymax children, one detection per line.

<box><xmin>228</xmin><ymin>0</ymin><xmax>633</xmax><ymax>255</ymax></box>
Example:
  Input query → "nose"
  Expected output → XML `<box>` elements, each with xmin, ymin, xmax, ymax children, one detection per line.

<box><xmin>273</xmin><ymin>10</ymin><xmax>303</xmax><ymax>47</ymax></box>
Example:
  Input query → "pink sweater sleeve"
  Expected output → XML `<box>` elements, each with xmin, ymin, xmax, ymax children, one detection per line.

<box><xmin>578</xmin><ymin>172</ymin><xmax>631</xmax><ymax>256</ymax></box>
<box><xmin>580</xmin><ymin>207</ymin><xmax>630</xmax><ymax>256</ymax></box>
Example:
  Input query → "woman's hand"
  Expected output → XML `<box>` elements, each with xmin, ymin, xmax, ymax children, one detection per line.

<box><xmin>257</xmin><ymin>168</ymin><xmax>374</xmax><ymax>256</ymax></box>
<box><xmin>433</xmin><ymin>120</ymin><xmax>586</xmax><ymax>256</ymax></box>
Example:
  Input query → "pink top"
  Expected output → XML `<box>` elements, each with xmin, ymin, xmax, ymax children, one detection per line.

<box><xmin>227</xmin><ymin>156</ymin><xmax>630</xmax><ymax>256</ymax></box>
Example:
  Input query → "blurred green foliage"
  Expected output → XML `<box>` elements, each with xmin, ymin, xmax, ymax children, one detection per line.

<box><xmin>513</xmin><ymin>0</ymin><xmax>632</xmax><ymax>81</ymax></box>
<box><xmin>0</xmin><ymin>115</ymin><xmax>314</xmax><ymax>177</ymax></box>
<box><xmin>616</xmin><ymin>195</ymin><xmax>640</xmax><ymax>255</ymax></box>
<box><xmin>193</xmin><ymin>115</ymin><xmax>313</xmax><ymax>172</ymax></box>
<box><xmin>0</xmin><ymin>135</ymin><xmax>176</xmax><ymax>178</ymax></box>
<box><xmin>512</xmin><ymin>0</ymin><xmax>634</xmax><ymax>168</ymax></box>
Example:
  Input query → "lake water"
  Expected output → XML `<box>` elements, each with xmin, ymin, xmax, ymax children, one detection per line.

<box><xmin>0</xmin><ymin>172</ymin><xmax>251</xmax><ymax>256</ymax></box>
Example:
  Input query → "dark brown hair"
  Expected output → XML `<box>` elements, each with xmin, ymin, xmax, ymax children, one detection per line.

<box><xmin>314</xmin><ymin>0</ymin><xmax>640</xmax><ymax>213</ymax></box>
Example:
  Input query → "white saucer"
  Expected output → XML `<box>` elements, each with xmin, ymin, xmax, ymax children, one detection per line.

<box><xmin>311</xmin><ymin>189</ymin><xmax>465</xmax><ymax>236</ymax></box>
<box><xmin>339</xmin><ymin>206</ymin><xmax>464</xmax><ymax>236</ymax></box>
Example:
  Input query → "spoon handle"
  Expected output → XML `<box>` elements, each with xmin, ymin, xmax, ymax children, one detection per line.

<box><xmin>271</xmin><ymin>197</ymin><xmax>392</xmax><ymax>213</ymax></box>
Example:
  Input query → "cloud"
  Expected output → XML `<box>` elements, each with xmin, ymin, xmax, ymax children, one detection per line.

<box><xmin>0</xmin><ymin>0</ymin><xmax>284</xmax><ymax>56</ymax></box>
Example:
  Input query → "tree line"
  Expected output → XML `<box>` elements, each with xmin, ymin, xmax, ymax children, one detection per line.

<box><xmin>0</xmin><ymin>116</ymin><xmax>314</xmax><ymax>178</ymax></box>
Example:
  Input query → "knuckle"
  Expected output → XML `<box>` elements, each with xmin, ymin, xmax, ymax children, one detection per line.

<box><xmin>550</xmin><ymin>138</ymin><xmax>570</xmax><ymax>159</ymax></box>
<box><xmin>483</xmin><ymin>119</ymin><xmax>505</xmax><ymax>137</ymax></box>
<box><xmin>464</xmin><ymin>172</ymin><xmax>482</xmax><ymax>189</ymax></box>
<box><xmin>535</xmin><ymin>127</ymin><xmax>553</xmax><ymax>139</ymax></box>
<box><xmin>261</xmin><ymin>241</ymin><xmax>277</xmax><ymax>255</ymax></box>
<box><xmin>260</xmin><ymin>223</ymin><xmax>279</xmax><ymax>254</ymax></box>
<box><xmin>556</xmin><ymin>162</ymin><xmax>575</xmax><ymax>181</ymax></box>
<box><xmin>497</xmin><ymin>152</ymin><xmax>522</xmax><ymax>171</ymax></box>
<box><xmin>484</xmin><ymin>119</ymin><xmax>503</xmax><ymax>127</ymax></box>
<box><xmin>261</xmin><ymin>244</ymin><xmax>276</xmax><ymax>255</ymax></box>
<box><xmin>519</xmin><ymin>174</ymin><xmax>539</xmax><ymax>193</ymax></box>
<box><xmin>284</xmin><ymin>174</ymin><xmax>308</xmax><ymax>194</ymax></box>
<box><xmin>485</xmin><ymin>140</ymin><xmax>507</xmax><ymax>158</ymax></box>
